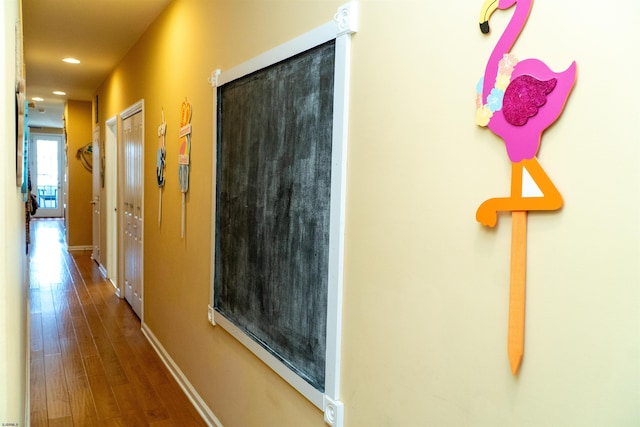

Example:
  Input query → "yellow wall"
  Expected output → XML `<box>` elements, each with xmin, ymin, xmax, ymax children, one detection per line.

<box><xmin>0</xmin><ymin>0</ymin><xmax>28</xmax><ymax>423</ymax></box>
<box><xmin>96</xmin><ymin>1</ymin><xmax>640</xmax><ymax>426</ymax></box>
<box><xmin>64</xmin><ymin>100</ymin><xmax>93</xmax><ymax>248</ymax></box>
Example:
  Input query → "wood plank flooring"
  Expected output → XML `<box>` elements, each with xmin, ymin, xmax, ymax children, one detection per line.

<box><xmin>29</xmin><ymin>219</ymin><xmax>207</xmax><ymax>426</ymax></box>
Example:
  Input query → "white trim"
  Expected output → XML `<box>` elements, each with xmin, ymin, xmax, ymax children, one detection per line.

<box><xmin>67</xmin><ymin>245</ymin><xmax>92</xmax><ymax>251</ymax></box>
<box><xmin>97</xmin><ymin>262</ymin><xmax>108</xmax><ymax>279</ymax></box>
<box><xmin>109</xmin><ymin>278</ymin><xmax>121</xmax><ymax>298</ymax></box>
<box><xmin>120</xmin><ymin>99</ymin><xmax>144</xmax><ymax>120</ymax></box>
<box><xmin>141</xmin><ymin>323</ymin><xmax>223</xmax><ymax>427</ymax></box>
<box><xmin>210</xmin><ymin>3</ymin><xmax>357</xmax><ymax>426</ymax></box>
<box><xmin>324</xmin><ymin>1</ymin><xmax>356</xmax><ymax>412</ymax></box>
<box><xmin>209</xmin><ymin>72</ymin><xmax>218</xmax><ymax>326</ymax></box>
<box><xmin>105</xmin><ymin>116</ymin><xmax>119</xmax><ymax>296</ymax></box>
<box><xmin>334</xmin><ymin>1</ymin><xmax>359</xmax><ymax>36</ymax></box>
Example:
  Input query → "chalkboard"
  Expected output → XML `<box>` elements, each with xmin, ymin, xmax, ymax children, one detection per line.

<box><xmin>214</xmin><ymin>40</ymin><xmax>336</xmax><ymax>392</ymax></box>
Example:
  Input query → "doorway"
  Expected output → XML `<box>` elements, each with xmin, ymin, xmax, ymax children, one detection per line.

<box><xmin>30</xmin><ymin>133</ymin><xmax>63</xmax><ymax>218</ymax></box>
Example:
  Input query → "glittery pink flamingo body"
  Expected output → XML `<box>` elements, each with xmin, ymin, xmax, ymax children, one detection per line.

<box><xmin>476</xmin><ymin>0</ymin><xmax>577</xmax><ymax>227</ymax></box>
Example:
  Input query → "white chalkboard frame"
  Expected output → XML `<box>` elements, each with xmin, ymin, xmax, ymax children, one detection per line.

<box><xmin>209</xmin><ymin>3</ymin><xmax>357</xmax><ymax>426</ymax></box>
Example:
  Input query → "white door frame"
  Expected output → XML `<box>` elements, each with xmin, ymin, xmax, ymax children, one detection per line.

<box><xmin>105</xmin><ymin>116</ymin><xmax>119</xmax><ymax>294</ymax></box>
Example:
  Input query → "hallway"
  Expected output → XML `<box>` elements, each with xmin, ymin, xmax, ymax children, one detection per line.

<box><xmin>29</xmin><ymin>219</ymin><xmax>206</xmax><ymax>426</ymax></box>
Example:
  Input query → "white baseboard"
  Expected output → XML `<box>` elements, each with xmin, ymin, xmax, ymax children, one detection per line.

<box><xmin>109</xmin><ymin>278</ymin><xmax>121</xmax><ymax>297</ymax></box>
<box><xmin>141</xmin><ymin>322</ymin><xmax>223</xmax><ymax>427</ymax></box>
<box><xmin>67</xmin><ymin>245</ymin><xmax>92</xmax><ymax>251</ymax></box>
<box><xmin>97</xmin><ymin>263</ymin><xmax>107</xmax><ymax>278</ymax></box>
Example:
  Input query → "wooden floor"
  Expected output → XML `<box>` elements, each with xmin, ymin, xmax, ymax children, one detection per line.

<box><xmin>29</xmin><ymin>219</ymin><xmax>207</xmax><ymax>427</ymax></box>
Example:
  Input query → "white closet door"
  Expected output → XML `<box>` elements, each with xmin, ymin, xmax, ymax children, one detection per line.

<box><xmin>122</xmin><ymin>110</ymin><xmax>143</xmax><ymax>318</ymax></box>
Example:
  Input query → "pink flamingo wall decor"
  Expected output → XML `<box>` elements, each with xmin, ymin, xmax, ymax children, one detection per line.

<box><xmin>475</xmin><ymin>0</ymin><xmax>577</xmax><ymax>375</ymax></box>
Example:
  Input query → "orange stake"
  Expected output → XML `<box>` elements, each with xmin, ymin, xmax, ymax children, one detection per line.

<box><xmin>508</xmin><ymin>210</ymin><xmax>527</xmax><ymax>375</ymax></box>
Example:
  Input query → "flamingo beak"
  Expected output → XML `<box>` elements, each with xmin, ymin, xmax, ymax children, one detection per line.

<box><xmin>479</xmin><ymin>0</ymin><xmax>499</xmax><ymax>34</ymax></box>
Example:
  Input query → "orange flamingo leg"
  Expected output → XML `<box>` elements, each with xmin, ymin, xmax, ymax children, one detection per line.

<box><xmin>476</xmin><ymin>158</ymin><xmax>563</xmax><ymax>227</ymax></box>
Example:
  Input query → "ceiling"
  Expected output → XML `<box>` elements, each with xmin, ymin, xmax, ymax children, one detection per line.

<box><xmin>22</xmin><ymin>0</ymin><xmax>172</xmax><ymax>129</ymax></box>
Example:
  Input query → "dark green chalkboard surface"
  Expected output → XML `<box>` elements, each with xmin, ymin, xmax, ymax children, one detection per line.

<box><xmin>214</xmin><ymin>40</ymin><xmax>336</xmax><ymax>391</ymax></box>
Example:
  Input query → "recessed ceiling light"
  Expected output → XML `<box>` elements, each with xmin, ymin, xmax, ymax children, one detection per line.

<box><xmin>53</xmin><ymin>91</ymin><xmax>66</xmax><ymax>96</ymax></box>
<box><xmin>63</xmin><ymin>57</ymin><xmax>80</xmax><ymax>64</ymax></box>
<box><xmin>32</xmin><ymin>97</ymin><xmax>44</xmax><ymax>102</ymax></box>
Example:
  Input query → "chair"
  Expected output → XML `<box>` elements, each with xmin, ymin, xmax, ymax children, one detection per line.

<box><xmin>38</xmin><ymin>186</ymin><xmax>57</xmax><ymax>208</ymax></box>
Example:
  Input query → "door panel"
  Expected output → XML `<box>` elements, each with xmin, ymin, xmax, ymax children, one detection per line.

<box><xmin>122</xmin><ymin>110</ymin><xmax>143</xmax><ymax>318</ymax></box>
